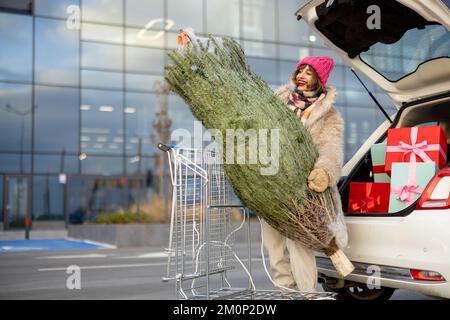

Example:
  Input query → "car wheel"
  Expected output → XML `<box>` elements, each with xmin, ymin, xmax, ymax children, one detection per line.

<box><xmin>322</xmin><ymin>283</ymin><xmax>396</xmax><ymax>301</ymax></box>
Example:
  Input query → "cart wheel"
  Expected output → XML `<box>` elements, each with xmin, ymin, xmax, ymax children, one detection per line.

<box><xmin>322</xmin><ymin>283</ymin><xmax>396</xmax><ymax>301</ymax></box>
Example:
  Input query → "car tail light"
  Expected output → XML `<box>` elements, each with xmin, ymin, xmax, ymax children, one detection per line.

<box><xmin>416</xmin><ymin>167</ymin><xmax>450</xmax><ymax>210</ymax></box>
<box><xmin>410</xmin><ymin>269</ymin><xmax>446</xmax><ymax>282</ymax></box>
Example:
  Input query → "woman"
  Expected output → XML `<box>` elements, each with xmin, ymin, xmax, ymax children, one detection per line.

<box><xmin>261</xmin><ymin>56</ymin><xmax>346</xmax><ymax>292</ymax></box>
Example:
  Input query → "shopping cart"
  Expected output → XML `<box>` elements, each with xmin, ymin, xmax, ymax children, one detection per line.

<box><xmin>159</xmin><ymin>143</ymin><xmax>336</xmax><ymax>300</ymax></box>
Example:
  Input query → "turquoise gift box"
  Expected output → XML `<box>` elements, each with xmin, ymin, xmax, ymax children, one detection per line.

<box><xmin>388</xmin><ymin>162</ymin><xmax>438</xmax><ymax>213</ymax></box>
<box><xmin>370</xmin><ymin>142</ymin><xmax>390</xmax><ymax>183</ymax></box>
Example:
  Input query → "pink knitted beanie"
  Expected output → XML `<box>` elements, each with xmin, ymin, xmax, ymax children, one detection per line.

<box><xmin>296</xmin><ymin>56</ymin><xmax>334</xmax><ymax>86</ymax></box>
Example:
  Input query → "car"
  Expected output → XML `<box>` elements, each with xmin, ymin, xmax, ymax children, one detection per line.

<box><xmin>296</xmin><ymin>0</ymin><xmax>450</xmax><ymax>300</ymax></box>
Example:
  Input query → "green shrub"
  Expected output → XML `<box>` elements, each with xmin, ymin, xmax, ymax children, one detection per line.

<box><xmin>95</xmin><ymin>212</ymin><xmax>155</xmax><ymax>224</ymax></box>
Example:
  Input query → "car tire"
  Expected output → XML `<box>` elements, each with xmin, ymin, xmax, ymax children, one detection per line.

<box><xmin>322</xmin><ymin>283</ymin><xmax>396</xmax><ymax>301</ymax></box>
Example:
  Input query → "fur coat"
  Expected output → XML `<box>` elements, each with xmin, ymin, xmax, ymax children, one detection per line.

<box><xmin>275</xmin><ymin>84</ymin><xmax>348</xmax><ymax>249</ymax></box>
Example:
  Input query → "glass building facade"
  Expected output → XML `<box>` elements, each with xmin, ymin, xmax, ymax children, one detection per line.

<box><xmin>0</xmin><ymin>0</ymin><xmax>396</xmax><ymax>229</ymax></box>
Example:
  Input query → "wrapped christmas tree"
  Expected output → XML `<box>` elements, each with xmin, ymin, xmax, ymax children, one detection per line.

<box><xmin>165</xmin><ymin>29</ymin><xmax>354</xmax><ymax>277</ymax></box>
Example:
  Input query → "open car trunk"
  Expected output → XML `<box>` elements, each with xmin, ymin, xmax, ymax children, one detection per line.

<box><xmin>295</xmin><ymin>0</ymin><xmax>450</xmax><ymax>214</ymax></box>
<box><xmin>339</xmin><ymin>93</ymin><xmax>450</xmax><ymax>216</ymax></box>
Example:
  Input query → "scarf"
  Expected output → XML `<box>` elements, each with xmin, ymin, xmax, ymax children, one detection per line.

<box><xmin>287</xmin><ymin>88</ymin><xmax>321</xmax><ymax>120</ymax></box>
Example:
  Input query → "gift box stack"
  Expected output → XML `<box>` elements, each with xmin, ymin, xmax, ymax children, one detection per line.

<box><xmin>349</xmin><ymin>126</ymin><xmax>447</xmax><ymax>214</ymax></box>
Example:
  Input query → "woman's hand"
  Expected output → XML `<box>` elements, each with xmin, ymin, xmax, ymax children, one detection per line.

<box><xmin>307</xmin><ymin>168</ymin><xmax>329</xmax><ymax>192</ymax></box>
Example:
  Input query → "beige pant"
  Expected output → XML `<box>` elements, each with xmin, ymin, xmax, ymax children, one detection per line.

<box><xmin>261</xmin><ymin>219</ymin><xmax>318</xmax><ymax>292</ymax></box>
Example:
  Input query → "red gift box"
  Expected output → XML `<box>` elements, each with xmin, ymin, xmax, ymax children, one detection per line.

<box><xmin>385</xmin><ymin>126</ymin><xmax>447</xmax><ymax>175</ymax></box>
<box><xmin>348</xmin><ymin>182</ymin><xmax>390</xmax><ymax>213</ymax></box>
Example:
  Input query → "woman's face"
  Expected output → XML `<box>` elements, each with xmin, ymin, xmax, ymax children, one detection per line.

<box><xmin>295</xmin><ymin>65</ymin><xmax>314</xmax><ymax>90</ymax></box>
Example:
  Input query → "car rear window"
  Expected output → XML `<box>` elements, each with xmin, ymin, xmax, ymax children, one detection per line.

<box><xmin>359</xmin><ymin>24</ymin><xmax>450</xmax><ymax>81</ymax></box>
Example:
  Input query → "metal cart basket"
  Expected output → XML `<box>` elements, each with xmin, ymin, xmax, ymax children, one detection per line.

<box><xmin>159</xmin><ymin>143</ymin><xmax>336</xmax><ymax>300</ymax></box>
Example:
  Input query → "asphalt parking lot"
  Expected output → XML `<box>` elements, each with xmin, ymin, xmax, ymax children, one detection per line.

<box><xmin>0</xmin><ymin>241</ymin><xmax>438</xmax><ymax>300</ymax></box>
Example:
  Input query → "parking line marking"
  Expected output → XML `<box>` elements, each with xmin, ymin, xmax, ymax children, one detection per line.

<box><xmin>114</xmin><ymin>252</ymin><xmax>169</xmax><ymax>259</ymax></box>
<box><xmin>36</xmin><ymin>253</ymin><xmax>111</xmax><ymax>259</ymax></box>
<box><xmin>38</xmin><ymin>262</ymin><xmax>167</xmax><ymax>272</ymax></box>
<box><xmin>37</xmin><ymin>257</ymin><xmax>268</xmax><ymax>272</ymax></box>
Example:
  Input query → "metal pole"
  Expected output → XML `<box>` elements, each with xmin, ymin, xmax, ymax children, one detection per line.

<box><xmin>25</xmin><ymin>177</ymin><xmax>30</xmax><ymax>240</ymax></box>
<box><xmin>351</xmin><ymin>68</ymin><xmax>393</xmax><ymax>123</ymax></box>
<box><xmin>20</xmin><ymin>116</ymin><xmax>24</xmax><ymax>174</ymax></box>
<box><xmin>64</xmin><ymin>179</ymin><xmax>68</xmax><ymax>229</ymax></box>
<box><xmin>205</xmin><ymin>167</ymin><xmax>210</xmax><ymax>299</ymax></box>
<box><xmin>246</xmin><ymin>208</ymin><xmax>252</xmax><ymax>290</ymax></box>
